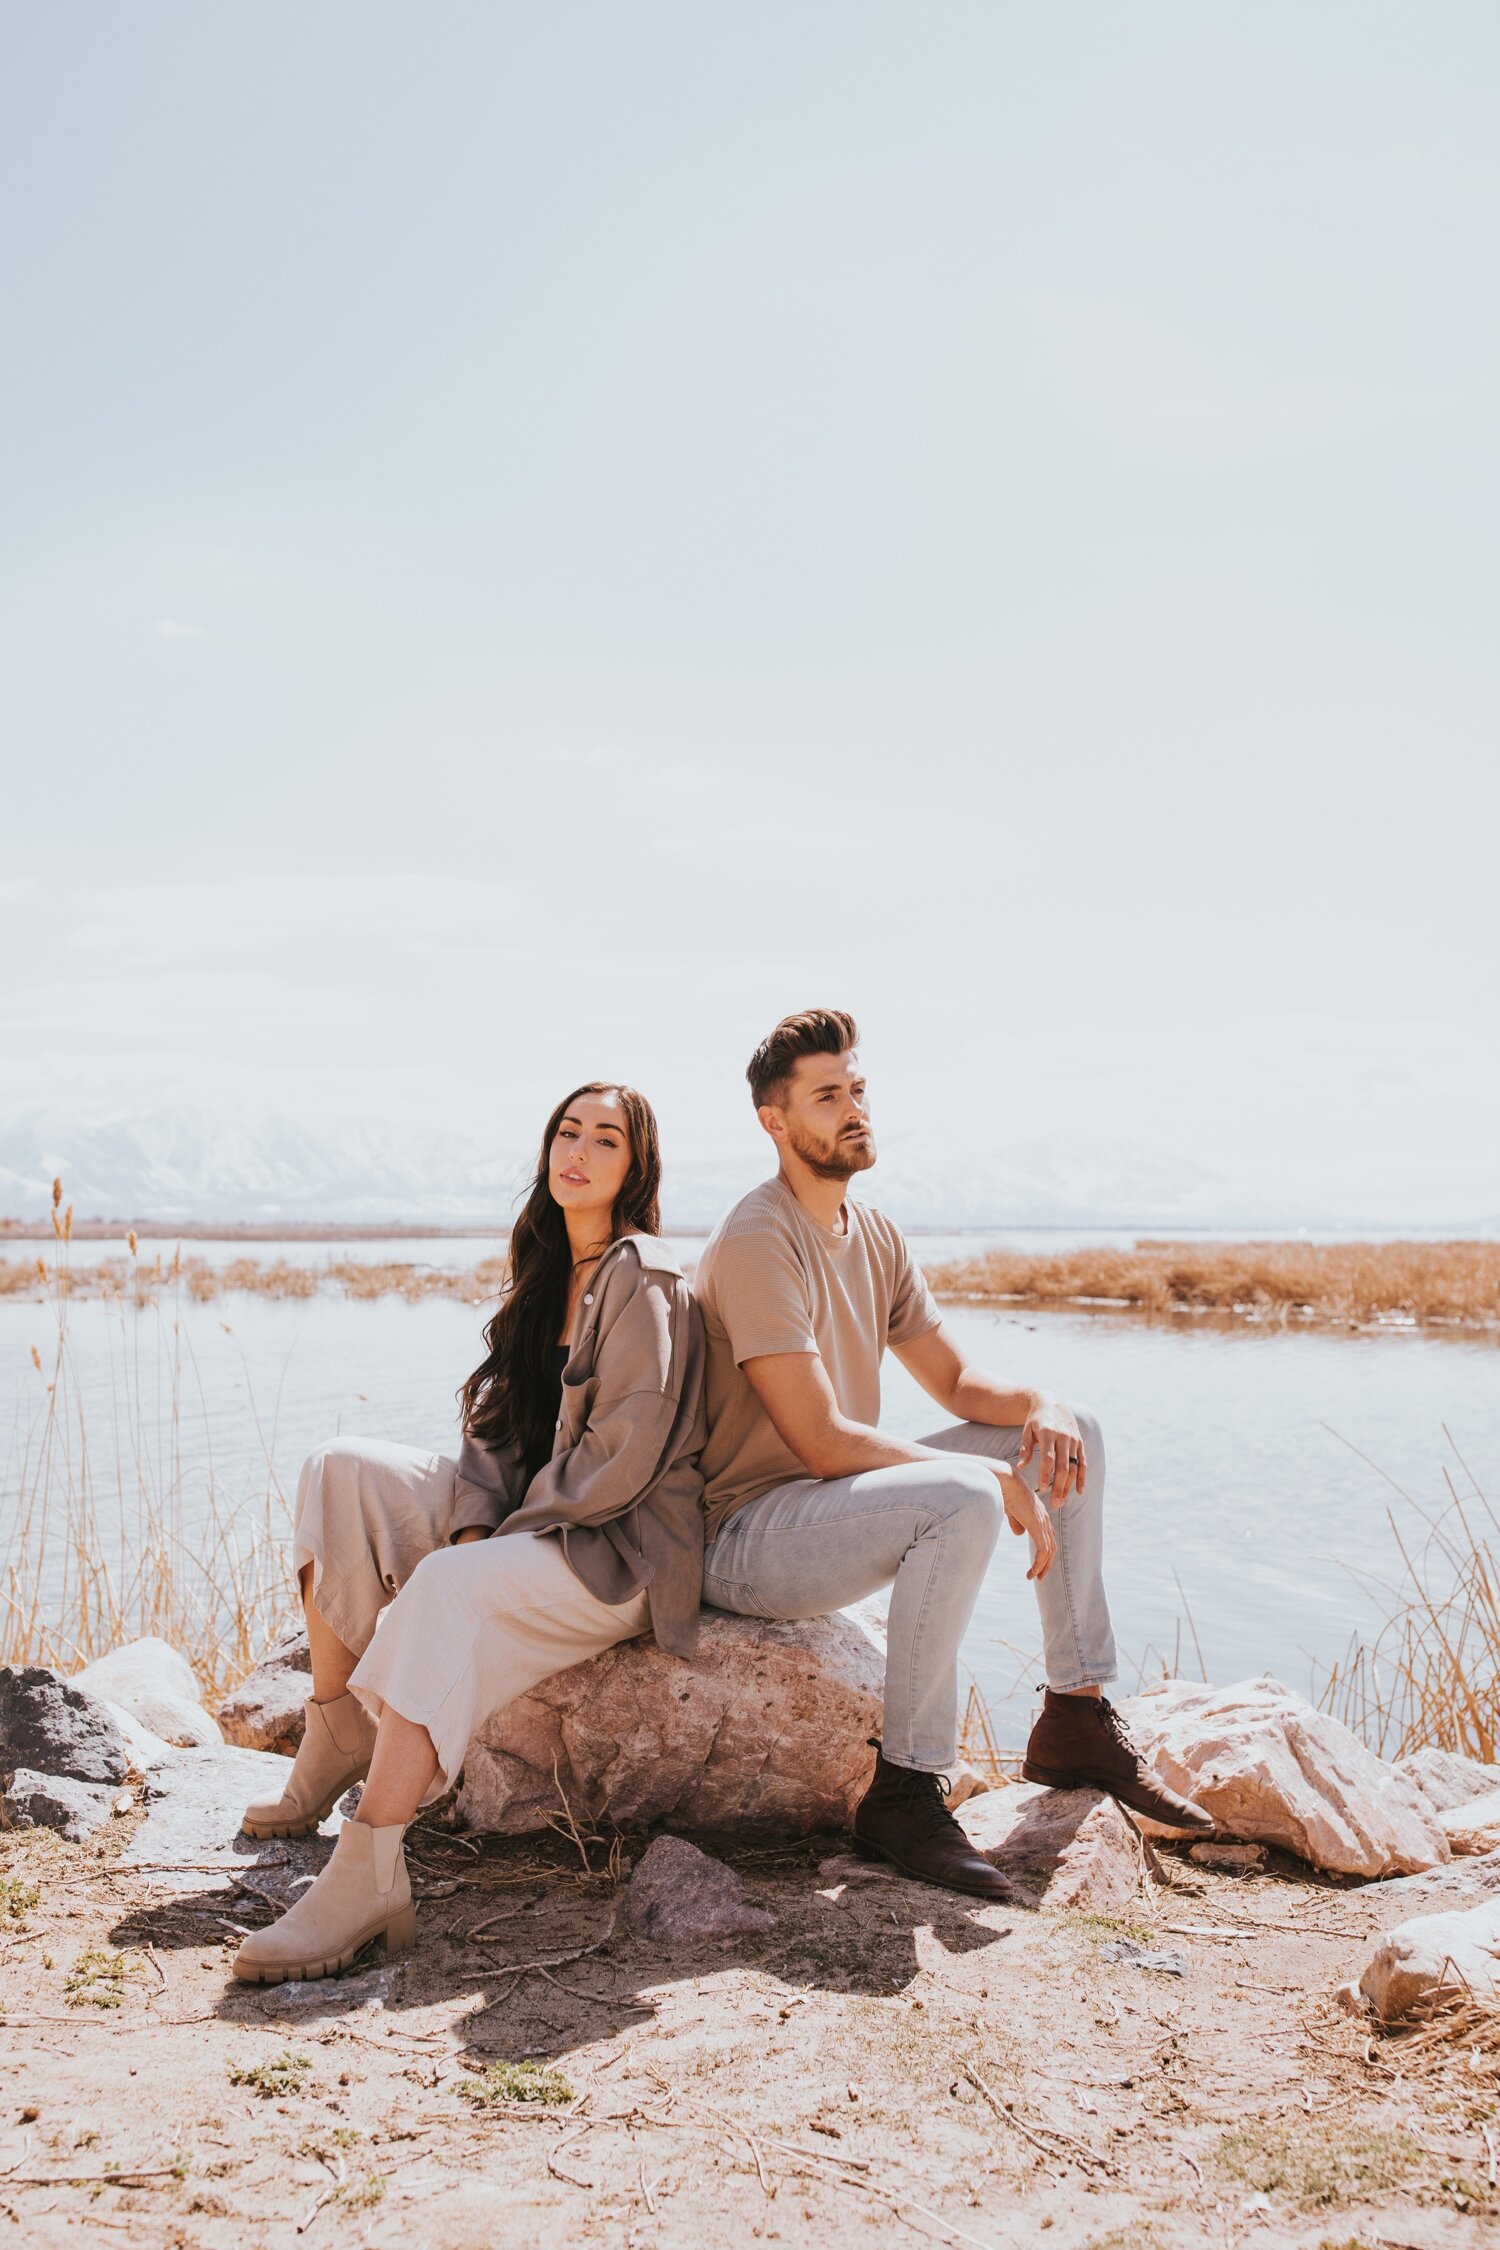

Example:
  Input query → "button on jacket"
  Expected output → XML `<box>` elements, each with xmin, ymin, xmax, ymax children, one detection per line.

<box><xmin>451</xmin><ymin>1234</ymin><xmax>708</xmax><ymax>1658</ymax></box>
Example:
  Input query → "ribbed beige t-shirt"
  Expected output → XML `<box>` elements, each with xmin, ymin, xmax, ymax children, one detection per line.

<box><xmin>694</xmin><ymin>1175</ymin><xmax>942</xmax><ymax>1542</ymax></box>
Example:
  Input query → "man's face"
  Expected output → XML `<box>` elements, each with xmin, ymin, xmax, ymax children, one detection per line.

<box><xmin>769</xmin><ymin>1048</ymin><xmax>876</xmax><ymax>1181</ymax></box>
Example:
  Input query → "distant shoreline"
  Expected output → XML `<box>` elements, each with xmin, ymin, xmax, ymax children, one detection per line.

<box><xmin>6</xmin><ymin>1232</ymin><xmax>1500</xmax><ymax>1332</ymax></box>
<box><xmin>0</xmin><ymin>1218</ymin><xmax>506</xmax><ymax>1242</ymax></box>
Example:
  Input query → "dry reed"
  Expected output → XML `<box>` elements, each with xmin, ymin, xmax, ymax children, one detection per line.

<box><xmin>0</xmin><ymin>1181</ymin><xmax>296</xmax><ymax>1702</ymax></box>
<box><xmin>928</xmin><ymin>1239</ymin><xmax>1500</xmax><ymax>1330</ymax></box>
<box><xmin>1317</xmin><ymin>1433</ymin><xmax>1498</xmax><ymax>1765</ymax></box>
<box><xmin>1</xmin><ymin>1251</ymin><xmax>509</xmax><ymax>1307</ymax></box>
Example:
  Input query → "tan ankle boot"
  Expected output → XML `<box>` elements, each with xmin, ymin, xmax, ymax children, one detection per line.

<box><xmin>241</xmin><ymin>1693</ymin><xmax>376</xmax><ymax>1838</ymax></box>
<box><xmin>232</xmin><ymin>1819</ymin><xmax>415</xmax><ymax>1984</ymax></box>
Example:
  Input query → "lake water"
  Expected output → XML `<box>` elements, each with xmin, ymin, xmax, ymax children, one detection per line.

<box><xmin>3</xmin><ymin>1233</ymin><xmax>1494</xmax><ymax>1751</ymax></box>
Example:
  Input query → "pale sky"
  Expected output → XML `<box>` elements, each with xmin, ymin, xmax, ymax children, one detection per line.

<box><xmin>2</xmin><ymin>4</ymin><xmax>1497</xmax><ymax>1222</ymax></box>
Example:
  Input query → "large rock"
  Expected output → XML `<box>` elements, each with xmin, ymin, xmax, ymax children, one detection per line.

<box><xmin>957</xmin><ymin>1784</ymin><xmax>1151</xmax><ymax>1911</ymax></box>
<box><xmin>1</xmin><ymin>1767</ymin><xmax>116</xmax><ymax>1841</ymax></box>
<box><xmin>1356</xmin><ymin>1895</ymin><xmax>1500</xmax><ymax>2022</ymax></box>
<box><xmin>94</xmin><ymin>1698</ymin><xmax>176</xmax><ymax>1769</ymax></box>
<box><xmin>1379</xmin><ymin>1847</ymin><xmax>1500</xmax><ymax>1907</ymax></box>
<box><xmin>75</xmin><ymin>1638</ymin><xmax>221</xmax><ymax>1749</ymax></box>
<box><xmin>459</xmin><ymin>1610</ymin><xmax>883</xmax><ymax>1839</ymax></box>
<box><xmin>123</xmin><ymin>1742</ymin><xmax>343</xmax><ymax>1893</ymax></box>
<box><xmin>0</xmin><ymin>1666</ymin><xmax>129</xmax><ymax>1787</ymax></box>
<box><xmin>623</xmin><ymin>1835</ymin><xmax>776</xmax><ymax>1944</ymax></box>
<box><xmin>1440</xmin><ymin>1790</ymin><xmax>1500</xmax><ymax>1857</ymax></box>
<box><xmin>1398</xmin><ymin>1746</ymin><xmax>1500</xmax><ymax>1814</ymax></box>
<box><xmin>1118</xmin><ymin>1676</ymin><xmax>1449</xmax><ymax>1879</ymax></box>
<box><xmin>217</xmin><ymin>1630</ymin><xmax>312</xmax><ymax>1755</ymax></box>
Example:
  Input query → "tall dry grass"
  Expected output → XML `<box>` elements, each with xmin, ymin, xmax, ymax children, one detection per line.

<box><xmin>1</xmin><ymin>1182</ymin><xmax>296</xmax><ymax>1702</ymax></box>
<box><xmin>1316</xmin><ymin>1432</ymin><xmax>1499</xmax><ymax>1765</ymax></box>
<box><xmin>0</xmin><ymin>1250</ymin><xmax>509</xmax><ymax>1306</ymax></box>
<box><xmin>928</xmin><ymin>1239</ymin><xmax>1500</xmax><ymax>1329</ymax></box>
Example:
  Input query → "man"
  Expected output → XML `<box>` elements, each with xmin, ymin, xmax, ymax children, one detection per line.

<box><xmin>694</xmin><ymin>1008</ymin><xmax>1212</xmax><ymax>1899</ymax></box>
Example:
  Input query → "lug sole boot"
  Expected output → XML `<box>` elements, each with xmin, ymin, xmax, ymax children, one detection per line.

<box><xmin>232</xmin><ymin>1819</ymin><xmax>415</xmax><ymax>1984</ymax></box>
<box><xmin>241</xmin><ymin>1692</ymin><xmax>377</xmax><ymax>1839</ymax></box>
<box><xmin>1022</xmin><ymin>1689</ymin><xmax>1215</xmax><ymax>1835</ymax></box>
<box><xmin>851</xmin><ymin>1741</ymin><xmax>1016</xmax><ymax>1901</ymax></box>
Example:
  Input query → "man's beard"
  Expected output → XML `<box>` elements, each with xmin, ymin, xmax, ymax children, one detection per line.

<box><xmin>785</xmin><ymin>1121</ymin><xmax>877</xmax><ymax>1182</ymax></box>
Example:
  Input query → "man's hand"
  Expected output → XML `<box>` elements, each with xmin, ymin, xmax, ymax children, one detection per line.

<box><xmin>998</xmin><ymin>1468</ymin><xmax>1057</xmax><ymax>1581</ymax></box>
<box><xmin>1018</xmin><ymin>1396</ymin><xmax>1086</xmax><ymax>1505</ymax></box>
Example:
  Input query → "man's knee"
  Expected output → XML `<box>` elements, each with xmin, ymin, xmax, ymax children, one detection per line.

<box><xmin>913</xmin><ymin>1457</ymin><xmax>1002</xmax><ymax>1553</ymax></box>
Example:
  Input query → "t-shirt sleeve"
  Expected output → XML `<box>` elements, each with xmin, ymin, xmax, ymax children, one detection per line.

<box><xmin>887</xmin><ymin>1225</ymin><xmax>942</xmax><ymax>1346</ymax></box>
<box><xmin>705</xmin><ymin>1224</ymin><xmax>819</xmax><ymax>1365</ymax></box>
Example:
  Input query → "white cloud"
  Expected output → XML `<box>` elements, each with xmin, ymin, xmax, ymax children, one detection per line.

<box><xmin>152</xmin><ymin>618</ymin><xmax>204</xmax><ymax>640</ymax></box>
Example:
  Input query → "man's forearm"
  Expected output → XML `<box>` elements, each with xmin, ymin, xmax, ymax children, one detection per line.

<box><xmin>947</xmin><ymin>1372</ymin><xmax>1039</xmax><ymax>1428</ymax></box>
<box><xmin>799</xmin><ymin>1419</ymin><xmax>959</xmax><ymax>1481</ymax></box>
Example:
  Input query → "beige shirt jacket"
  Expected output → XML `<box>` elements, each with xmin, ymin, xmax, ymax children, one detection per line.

<box><xmin>450</xmin><ymin>1233</ymin><xmax>708</xmax><ymax>1659</ymax></box>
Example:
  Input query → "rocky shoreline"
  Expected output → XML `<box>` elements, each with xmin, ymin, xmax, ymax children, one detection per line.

<box><xmin>2</xmin><ymin>1630</ymin><xmax>1498</xmax><ymax>2243</ymax></box>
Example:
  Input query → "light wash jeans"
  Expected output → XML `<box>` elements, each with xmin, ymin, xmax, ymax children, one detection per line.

<box><xmin>701</xmin><ymin>1411</ymin><xmax>1117</xmax><ymax>1773</ymax></box>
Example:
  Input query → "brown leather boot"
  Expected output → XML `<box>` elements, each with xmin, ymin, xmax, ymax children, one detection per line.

<box><xmin>1022</xmin><ymin>1690</ymin><xmax>1214</xmax><ymax>1835</ymax></box>
<box><xmin>851</xmin><ymin>1743</ymin><xmax>1016</xmax><ymax>1900</ymax></box>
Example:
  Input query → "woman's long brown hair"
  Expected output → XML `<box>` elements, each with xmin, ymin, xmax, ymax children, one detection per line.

<box><xmin>458</xmin><ymin>1081</ymin><xmax>663</xmax><ymax>1473</ymax></box>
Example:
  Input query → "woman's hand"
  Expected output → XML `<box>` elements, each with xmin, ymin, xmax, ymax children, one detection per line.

<box><xmin>998</xmin><ymin>1467</ymin><xmax>1058</xmax><ymax>1581</ymax></box>
<box><xmin>451</xmin><ymin>1526</ymin><xmax>493</xmax><ymax>1546</ymax></box>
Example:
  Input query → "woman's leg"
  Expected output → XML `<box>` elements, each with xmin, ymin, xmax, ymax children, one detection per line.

<box><xmin>301</xmin><ymin>1562</ymin><xmax>359</xmax><ymax>1702</ymax></box>
<box><xmin>234</xmin><ymin>1533</ymin><xmax>650</xmax><ymax>1984</ymax></box>
<box><xmin>242</xmin><ymin>1438</ymin><xmax>457</xmax><ymax>1839</ymax></box>
<box><xmin>354</xmin><ymin>1708</ymin><xmax>440</xmax><ymax>1828</ymax></box>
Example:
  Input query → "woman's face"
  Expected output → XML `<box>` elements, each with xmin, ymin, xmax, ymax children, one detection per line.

<box><xmin>547</xmin><ymin>1090</ymin><xmax>633</xmax><ymax>1236</ymax></box>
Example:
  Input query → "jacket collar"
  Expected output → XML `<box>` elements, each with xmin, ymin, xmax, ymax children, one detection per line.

<box><xmin>609</xmin><ymin>1231</ymin><xmax>684</xmax><ymax>1278</ymax></box>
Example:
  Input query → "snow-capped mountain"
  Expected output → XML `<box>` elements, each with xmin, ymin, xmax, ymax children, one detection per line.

<box><xmin>0</xmin><ymin>1105</ymin><xmax>1296</xmax><ymax>1231</ymax></box>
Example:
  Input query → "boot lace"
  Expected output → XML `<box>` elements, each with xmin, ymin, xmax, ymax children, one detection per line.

<box><xmin>889</xmin><ymin>1765</ymin><xmax>958</xmax><ymax>1840</ymax></box>
<box><xmin>1099</xmin><ymin>1699</ymin><xmax>1142</xmax><ymax>1761</ymax></box>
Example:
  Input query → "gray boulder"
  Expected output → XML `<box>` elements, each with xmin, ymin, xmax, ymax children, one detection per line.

<box><xmin>2</xmin><ymin>1767</ymin><xmax>116</xmax><ymax>1841</ymax></box>
<box><xmin>623</xmin><ymin>1835</ymin><xmax>776</xmax><ymax>1944</ymax></box>
<box><xmin>0</xmin><ymin>1666</ymin><xmax>130</xmax><ymax>1787</ymax></box>
<box><xmin>216</xmin><ymin>1629</ymin><xmax>312</xmax><ymax>1755</ymax></box>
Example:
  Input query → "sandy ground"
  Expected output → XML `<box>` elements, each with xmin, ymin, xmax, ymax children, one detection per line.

<box><xmin>1</xmin><ymin>1802</ymin><xmax>1496</xmax><ymax>2250</ymax></box>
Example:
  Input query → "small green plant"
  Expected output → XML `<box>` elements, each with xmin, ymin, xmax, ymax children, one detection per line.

<box><xmin>330</xmin><ymin>2127</ymin><xmax>360</xmax><ymax>2147</ymax></box>
<box><xmin>65</xmin><ymin>1949</ymin><xmax>128</xmax><ymax>2009</ymax></box>
<box><xmin>227</xmin><ymin>2052</ymin><xmax>312</xmax><ymax>2099</ymax></box>
<box><xmin>1065</xmin><ymin>1910</ymin><xmax>1159</xmax><ymax>1949</ymax></box>
<box><xmin>458</xmin><ymin>2060</ymin><xmax>573</xmax><ymax>2108</ymax></box>
<box><xmin>337</xmin><ymin>2174</ymin><xmax>385</xmax><ymax>2209</ymax></box>
<box><xmin>1083</xmin><ymin>2231</ymin><xmax>1173</xmax><ymax>2250</ymax></box>
<box><xmin>1217</xmin><ymin>2122</ymin><xmax>1420</xmax><ymax>2208</ymax></box>
<box><xmin>0</xmin><ymin>1875</ymin><xmax>39</xmax><ymax>1925</ymax></box>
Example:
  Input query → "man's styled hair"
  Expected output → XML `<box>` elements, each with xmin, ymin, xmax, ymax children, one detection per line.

<box><xmin>747</xmin><ymin>1007</ymin><xmax>859</xmax><ymax>1109</ymax></box>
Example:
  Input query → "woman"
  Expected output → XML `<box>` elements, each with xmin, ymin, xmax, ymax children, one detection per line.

<box><xmin>233</xmin><ymin>1082</ymin><xmax>706</xmax><ymax>1985</ymax></box>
